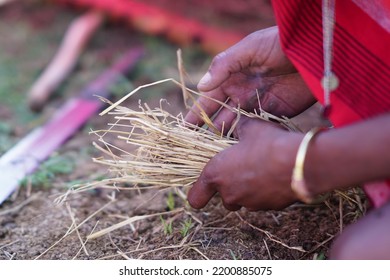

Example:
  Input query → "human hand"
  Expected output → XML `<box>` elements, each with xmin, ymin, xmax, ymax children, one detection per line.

<box><xmin>185</xmin><ymin>26</ymin><xmax>315</xmax><ymax>132</ymax></box>
<box><xmin>187</xmin><ymin>117</ymin><xmax>303</xmax><ymax>211</ymax></box>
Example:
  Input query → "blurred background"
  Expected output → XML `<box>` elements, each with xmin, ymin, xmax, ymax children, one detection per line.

<box><xmin>0</xmin><ymin>0</ymin><xmax>274</xmax><ymax>155</ymax></box>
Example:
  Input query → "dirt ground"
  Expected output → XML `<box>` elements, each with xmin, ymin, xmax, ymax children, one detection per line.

<box><xmin>0</xmin><ymin>1</ymin><xmax>366</xmax><ymax>260</ymax></box>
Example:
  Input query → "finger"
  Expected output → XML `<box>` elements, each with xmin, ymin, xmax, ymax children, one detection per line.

<box><xmin>184</xmin><ymin>87</ymin><xmax>227</xmax><ymax>126</ymax></box>
<box><xmin>222</xmin><ymin>201</ymin><xmax>242</xmax><ymax>211</ymax></box>
<box><xmin>211</xmin><ymin>100</ymin><xmax>237</xmax><ymax>133</ymax></box>
<box><xmin>233</xmin><ymin>116</ymin><xmax>282</xmax><ymax>140</ymax></box>
<box><xmin>187</xmin><ymin>174</ymin><xmax>218</xmax><ymax>209</ymax></box>
<box><xmin>187</xmin><ymin>147</ymin><xmax>231</xmax><ymax>209</ymax></box>
<box><xmin>198</xmin><ymin>47</ymin><xmax>245</xmax><ymax>92</ymax></box>
<box><xmin>232</xmin><ymin>116</ymin><xmax>255</xmax><ymax>139</ymax></box>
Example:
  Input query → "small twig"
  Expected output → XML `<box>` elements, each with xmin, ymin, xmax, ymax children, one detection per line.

<box><xmin>270</xmin><ymin>213</ymin><xmax>281</xmax><ymax>226</ymax></box>
<box><xmin>177</xmin><ymin>49</ymin><xmax>191</xmax><ymax>109</ymax></box>
<box><xmin>203</xmin><ymin>212</ymin><xmax>235</xmax><ymax>227</ymax></box>
<box><xmin>184</xmin><ymin>210</ymin><xmax>203</xmax><ymax>226</ymax></box>
<box><xmin>107</xmin><ymin>231</ymin><xmax>131</xmax><ymax>260</ymax></box>
<box><xmin>3</xmin><ymin>251</ymin><xmax>16</xmax><ymax>260</ymax></box>
<box><xmin>235</xmin><ymin>212</ymin><xmax>306</xmax><ymax>253</ymax></box>
<box><xmin>66</xmin><ymin>203</ymin><xmax>89</xmax><ymax>257</ymax></box>
<box><xmin>98</xmin><ymin>247</ymin><xmax>148</xmax><ymax>260</ymax></box>
<box><xmin>88</xmin><ymin>208</ymin><xmax>184</xmax><ymax>240</ymax></box>
<box><xmin>300</xmin><ymin>234</ymin><xmax>335</xmax><ymax>259</ymax></box>
<box><xmin>228</xmin><ymin>249</ymin><xmax>237</xmax><ymax>260</ymax></box>
<box><xmin>188</xmin><ymin>246</ymin><xmax>209</xmax><ymax>260</ymax></box>
<box><xmin>0</xmin><ymin>240</ymin><xmax>20</xmax><ymax>251</ymax></box>
<box><xmin>138</xmin><ymin>240</ymin><xmax>202</xmax><ymax>259</ymax></box>
<box><xmin>263</xmin><ymin>239</ymin><xmax>272</xmax><ymax>260</ymax></box>
<box><xmin>117</xmin><ymin>250</ymin><xmax>132</xmax><ymax>260</ymax></box>
<box><xmin>72</xmin><ymin>221</ymin><xmax>99</xmax><ymax>260</ymax></box>
<box><xmin>203</xmin><ymin>226</ymin><xmax>234</xmax><ymax>231</ymax></box>
<box><xmin>334</xmin><ymin>189</ymin><xmax>361</xmax><ymax>206</ymax></box>
<box><xmin>339</xmin><ymin>195</ymin><xmax>343</xmax><ymax>233</ymax></box>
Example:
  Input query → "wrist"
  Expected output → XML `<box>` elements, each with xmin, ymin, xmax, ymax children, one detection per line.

<box><xmin>271</xmin><ymin>131</ymin><xmax>304</xmax><ymax>200</ymax></box>
<box><xmin>291</xmin><ymin>128</ymin><xmax>327</xmax><ymax>203</ymax></box>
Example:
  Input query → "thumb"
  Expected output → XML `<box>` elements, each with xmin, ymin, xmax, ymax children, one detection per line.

<box><xmin>197</xmin><ymin>49</ymin><xmax>242</xmax><ymax>92</ymax></box>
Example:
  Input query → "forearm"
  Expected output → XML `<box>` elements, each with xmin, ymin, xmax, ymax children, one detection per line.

<box><xmin>304</xmin><ymin>113</ymin><xmax>390</xmax><ymax>195</ymax></box>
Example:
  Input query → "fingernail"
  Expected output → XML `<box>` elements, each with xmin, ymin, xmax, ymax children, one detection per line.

<box><xmin>198</xmin><ymin>72</ymin><xmax>211</xmax><ymax>87</ymax></box>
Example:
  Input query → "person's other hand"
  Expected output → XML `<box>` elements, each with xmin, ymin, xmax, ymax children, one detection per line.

<box><xmin>185</xmin><ymin>26</ymin><xmax>316</xmax><ymax>132</ymax></box>
<box><xmin>187</xmin><ymin>117</ymin><xmax>302</xmax><ymax>211</ymax></box>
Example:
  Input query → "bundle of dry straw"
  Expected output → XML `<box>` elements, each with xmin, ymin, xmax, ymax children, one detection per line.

<box><xmin>85</xmin><ymin>77</ymin><xmax>299</xmax><ymax>195</ymax></box>
<box><xmin>93</xmin><ymin>99</ymin><xmax>236</xmax><ymax>190</ymax></box>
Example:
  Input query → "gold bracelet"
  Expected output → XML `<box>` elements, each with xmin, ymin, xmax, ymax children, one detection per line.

<box><xmin>291</xmin><ymin>127</ymin><xmax>325</xmax><ymax>204</ymax></box>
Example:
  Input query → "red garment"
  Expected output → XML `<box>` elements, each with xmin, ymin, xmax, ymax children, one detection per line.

<box><xmin>272</xmin><ymin>0</ymin><xmax>390</xmax><ymax>208</ymax></box>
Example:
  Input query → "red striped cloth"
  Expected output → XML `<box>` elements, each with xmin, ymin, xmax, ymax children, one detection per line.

<box><xmin>271</xmin><ymin>0</ymin><xmax>390</xmax><ymax>208</ymax></box>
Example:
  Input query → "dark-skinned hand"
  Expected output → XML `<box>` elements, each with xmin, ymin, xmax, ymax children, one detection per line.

<box><xmin>184</xmin><ymin>26</ymin><xmax>316</xmax><ymax>132</ymax></box>
<box><xmin>187</xmin><ymin>117</ymin><xmax>302</xmax><ymax>211</ymax></box>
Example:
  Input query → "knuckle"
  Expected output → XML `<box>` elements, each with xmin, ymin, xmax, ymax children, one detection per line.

<box><xmin>200</xmin><ymin>153</ymin><xmax>226</xmax><ymax>186</ymax></box>
<box><xmin>201</xmin><ymin>164</ymin><xmax>217</xmax><ymax>185</ymax></box>
<box><xmin>197</xmin><ymin>98</ymin><xmax>214</xmax><ymax>112</ymax></box>
<box><xmin>210</xmin><ymin>51</ymin><xmax>228</xmax><ymax>69</ymax></box>
<box><xmin>223</xmin><ymin>195</ymin><xmax>237</xmax><ymax>206</ymax></box>
<box><xmin>214</xmin><ymin>51</ymin><xmax>228</xmax><ymax>62</ymax></box>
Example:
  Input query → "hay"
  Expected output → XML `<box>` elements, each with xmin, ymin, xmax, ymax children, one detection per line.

<box><xmin>88</xmin><ymin>78</ymin><xmax>299</xmax><ymax>195</ymax></box>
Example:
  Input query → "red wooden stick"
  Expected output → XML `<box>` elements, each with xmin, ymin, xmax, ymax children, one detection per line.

<box><xmin>53</xmin><ymin>0</ymin><xmax>246</xmax><ymax>54</ymax></box>
<box><xmin>0</xmin><ymin>47</ymin><xmax>144</xmax><ymax>204</ymax></box>
<box><xmin>27</xmin><ymin>10</ymin><xmax>104</xmax><ymax>112</ymax></box>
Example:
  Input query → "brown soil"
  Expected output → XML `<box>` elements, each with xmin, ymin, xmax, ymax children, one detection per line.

<box><xmin>0</xmin><ymin>0</ymin><xmax>365</xmax><ymax>260</ymax></box>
